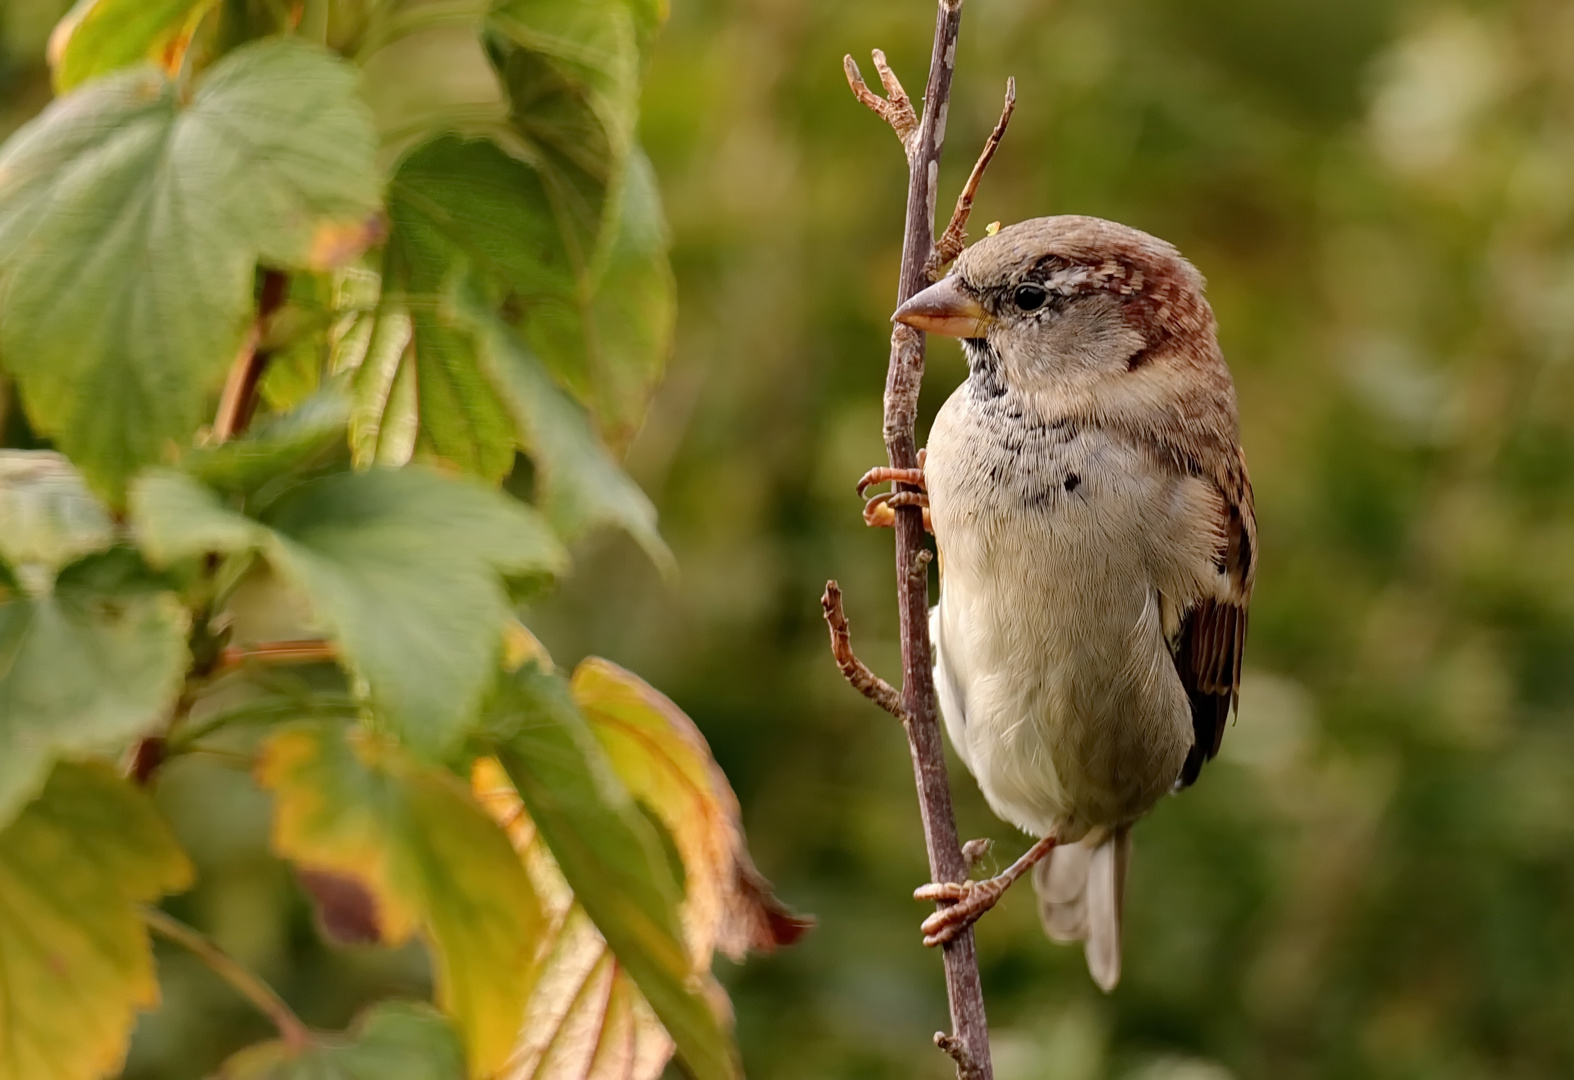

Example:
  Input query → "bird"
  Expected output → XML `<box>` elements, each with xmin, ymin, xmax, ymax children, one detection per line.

<box><xmin>858</xmin><ymin>215</ymin><xmax>1256</xmax><ymax>991</ymax></box>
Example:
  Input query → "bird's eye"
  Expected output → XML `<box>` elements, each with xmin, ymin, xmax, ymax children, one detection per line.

<box><xmin>1013</xmin><ymin>284</ymin><xmax>1048</xmax><ymax>311</ymax></box>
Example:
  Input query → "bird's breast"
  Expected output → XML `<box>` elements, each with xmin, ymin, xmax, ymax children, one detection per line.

<box><xmin>925</xmin><ymin>384</ymin><xmax>1204</xmax><ymax>838</ymax></box>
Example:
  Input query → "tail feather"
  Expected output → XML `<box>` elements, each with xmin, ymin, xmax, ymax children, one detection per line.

<box><xmin>1032</xmin><ymin>827</ymin><xmax>1131</xmax><ymax>992</ymax></box>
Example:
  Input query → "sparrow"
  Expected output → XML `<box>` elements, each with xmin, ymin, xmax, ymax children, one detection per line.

<box><xmin>860</xmin><ymin>215</ymin><xmax>1256</xmax><ymax>991</ymax></box>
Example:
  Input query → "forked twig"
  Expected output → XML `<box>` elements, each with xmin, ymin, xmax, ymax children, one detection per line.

<box><xmin>843</xmin><ymin>50</ymin><xmax>919</xmax><ymax>155</ymax></box>
<box><xmin>926</xmin><ymin>77</ymin><xmax>1017</xmax><ymax>279</ymax></box>
<box><xmin>821</xmin><ymin>581</ymin><xmax>909</xmax><ymax>723</ymax></box>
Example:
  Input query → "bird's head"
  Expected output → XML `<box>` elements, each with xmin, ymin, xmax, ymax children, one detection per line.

<box><xmin>893</xmin><ymin>216</ymin><xmax>1219</xmax><ymax>398</ymax></box>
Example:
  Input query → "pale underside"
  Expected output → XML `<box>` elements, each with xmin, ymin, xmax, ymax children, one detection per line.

<box><xmin>926</xmin><ymin>383</ymin><xmax>1231</xmax><ymax>843</ymax></box>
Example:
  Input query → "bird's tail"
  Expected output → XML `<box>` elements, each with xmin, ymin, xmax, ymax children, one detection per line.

<box><xmin>1031</xmin><ymin>825</ymin><xmax>1131</xmax><ymax>992</ymax></box>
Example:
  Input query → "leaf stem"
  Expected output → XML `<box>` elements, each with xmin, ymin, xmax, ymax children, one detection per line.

<box><xmin>144</xmin><ymin>907</ymin><xmax>311</xmax><ymax>1052</ymax></box>
<box><xmin>167</xmin><ymin>692</ymin><xmax>360</xmax><ymax>750</ymax></box>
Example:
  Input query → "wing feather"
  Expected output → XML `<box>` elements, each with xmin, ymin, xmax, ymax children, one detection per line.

<box><xmin>1175</xmin><ymin>448</ymin><xmax>1255</xmax><ymax>788</ymax></box>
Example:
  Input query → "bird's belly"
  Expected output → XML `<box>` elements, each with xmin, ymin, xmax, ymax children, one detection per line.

<box><xmin>927</xmin><ymin>413</ymin><xmax>1195</xmax><ymax>840</ymax></box>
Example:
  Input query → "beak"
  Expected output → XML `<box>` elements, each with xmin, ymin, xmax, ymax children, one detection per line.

<box><xmin>891</xmin><ymin>277</ymin><xmax>991</xmax><ymax>338</ymax></box>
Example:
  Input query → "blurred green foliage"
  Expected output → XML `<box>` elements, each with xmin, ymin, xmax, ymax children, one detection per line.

<box><xmin>8</xmin><ymin>0</ymin><xmax>1574</xmax><ymax>1077</ymax></box>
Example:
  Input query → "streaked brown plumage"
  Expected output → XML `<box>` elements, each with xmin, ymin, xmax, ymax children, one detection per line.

<box><xmin>882</xmin><ymin>215</ymin><xmax>1256</xmax><ymax>989</ymax></box>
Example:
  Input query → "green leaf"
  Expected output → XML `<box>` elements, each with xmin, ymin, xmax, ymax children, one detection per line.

<box><xmin>356</xmin><ymin>1</ymin><xmax>508</xmax><ymax>168</ymax></box>
<box><xmin>485</xmin><ymin>0</ymin><xmax>676</xmax><ymax>441</ymax></box>
<box><xmin>503</xmin><ymin>146</ymin><xmax>674</xmax><ymax>445</ymax></box>
<box><xmin>581</xmin><ymin>149</ymin><xmax>676</xmax><ymax>443</ymax></box>
<box><xmin>382</xmin><ymin>137</ymin><xmax>552</xmax><ymax>481</ymax></box>
<box><xmin>0</xmin><ymin>762</ymin><xmax>193</xmax><ymax>1080</ymax></box>
<box><xmin>407</xmin><ymin>306</ymin><xmax>519</xmax><ymax>482</ymax></box>
<box><xmin>48</xmin><ymin>0</ymin><xmax>211</xmax><ymax>92</ymax></box>
<box><xmin>389</xmin><ymin>137</ymin><xmax>576</xmax><ymax>304</ymax></box>
<box><xmin>468</xmin><ymin>307</ymin><xmax>671</xmax><ymax>569</ymax></box>
<box><xmin>386</xmin><ymin>141</ymin><xmax>673</xmax><ymax>453</ymax></box>
<box><xmin>0</xmin><ymin>553</ymin><xmax>189</xmax><ymax>828</ymax></box>
<box><xmin>259</xmin><ymin>725</ymin><xmax>542</xmax><ymax>1078</ymax></box>
<box><xmin>327</xmin><ymin>270</ymin><xmax>419</xmax><ymax>468</ymax></box>
<box><xmin>132</xmin><ymin>467</ymin><xmax>565</xmax><ymax>756</ymax></box>
<box><xmin>490</xmin><ymin>0</ymin><xmax>642</xmax><ymax>206</ymax></box>
<box><xmin>382</xmin><ymin>131</ymin><xmax>674</xmax><ymax>496</ymax></box>
<box><xmin>215</xmin><ymin>1001</ymin><xmax>465</xmax><ymax>1080</ymax></box>
<box><xmin>485</xmin><ymin>665</ymin><xmax>740</xmax><ymax>1080</ymax></box>
<box><xmin>183</xmin><ymin>393</ymin><xmax>352</xmax><ymax>495</ymax></box>
<box><xmin>0</xmin><ymin>39</ymin><xmax>380</xmax><ymax>501</ymax></box>
<box><xmin>0</xmin><ymin>450</ymin><xmax>116</xmax><ymax>575</ymax></box>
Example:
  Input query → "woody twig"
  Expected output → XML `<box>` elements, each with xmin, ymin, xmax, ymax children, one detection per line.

<box><xmin>823</xmin><ymin>2</ymin><xmax>1016</xmax><ymax>1076</ymax></box>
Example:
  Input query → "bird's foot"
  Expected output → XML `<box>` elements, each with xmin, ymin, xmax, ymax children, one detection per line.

<box><xmin>858</xmin><ymin>452</ymin><xmax>931</xmax><ymax>531</ymax></box>
<box><xmin>914</xmin><ymin>876</ymin><xmax>1012</xmax><ymax>946</ymax></box>
<box><xmin>913</xmin><ymin>834</ymin><xmax>1057</xmax><ymax>947</ymax></box>
<box><xmin>863</xmin><ymin>490</ymin><xmax>930</xmax><ymax>529</ymax></box>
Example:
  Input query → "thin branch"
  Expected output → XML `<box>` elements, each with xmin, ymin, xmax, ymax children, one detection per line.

<box><xmin>935</xmin><ymin>1032</ymin><xmax>981</xmax><ymax>1079</ymax></box>
<box><xmin>843</xmin><ymin>50</ymin><xmax>919</xmax><ymax>154</ymax></box>
<box><xmin>127</xmin><ymin>737</ymin><xmax>166</xmax><ymax>786</ymax></box>
<box><xmin>821</xmin><ymin>581</ymin><xmax>908</xmax><ymax>722</ymax></box>
<box><xmin>212</xmin><ymin>270</ymin><xmax>289</xmax><ymax>443</ymax></box>
<box><xmin>145</xmin><ymin>907</ymin><xmax>311</xmax><ymax>1052</ymax></box>
<box><xmin>216</xmin><ymin>638</ymin><xmax>339</xmax><ymax>674</ymax></box>
<box><xmin>926</xmin><ymin>77</ymin><xmax>1017</xmax><ymax>280</ymax></box>
<box><xmin>837</xmin><ymin>1</ymin><xmax>997</xmax><ymax>1077</ymax></box>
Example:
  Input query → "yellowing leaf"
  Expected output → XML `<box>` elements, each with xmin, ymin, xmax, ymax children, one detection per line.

<box><xmin>571</xmin><ymin>658</ymin><xmax>809</xmax><ymax>965</ymax></box>
<box><xmin>472</xmin><ymin>661</ymin><xmax>805</xmax><ymax>1080</ymax></box>
<box><xmin>259</xmin><ymin>725</ymin><xmax>545</xmax><ymax>1079</ymax></box>
<box><xmin>307</xmin><ymin>216</ymin><xmax>387</xmax><ymax>272</ymax></box>
<box><xmin>483</xmin><ymin>665</ymin><xmax>735</xmax><ymax>1080</ymax></box>
<box><xmin>48</xmin><ymin>0</ymin><xmax>213</xmax><ymax>92</ymax></box>
<box><xmin>0</xmin><ymin>762</ymin><xmax>193</xmax><ymax>1080</ymax></box>
<box><xmin>473</xmin><ymin>758</ymin><xmax>675</xmax><ymax>1080</ymax></box>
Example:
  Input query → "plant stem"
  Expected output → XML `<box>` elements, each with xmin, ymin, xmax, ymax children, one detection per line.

<box><xmin>216</xmin><ymin>638</ymin><xmax>339</xmax><ymax>673</ymax></box>
<box><xmin>144</xmin><ymin>907</ymin><xmax>311</xmax><ymax>1052</ymax></box>
<box><xmin>843</xmin><ymin>2</ymin><xmax>994</xmax><ymax>1076</ymax></box>
<box><xmin>213</xmin><ymin>270</ymin><xmax>289</xmax><ymax>443</ymax></box>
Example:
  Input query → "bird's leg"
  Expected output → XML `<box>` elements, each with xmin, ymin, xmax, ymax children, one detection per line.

<box><xmin>913</xmin><ymin>834</ymin><xmax>1057</xmax><ymax>947</ymax></box>
<box><xmin>859</xmin><ymin>449</ymin><xmax>931</xmax><ymax>531</ymax></box>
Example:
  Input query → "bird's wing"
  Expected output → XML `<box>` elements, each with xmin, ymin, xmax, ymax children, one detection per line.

<box><xmin>1175</xmin><ymin>445</ymin><xmax>1256</xmax><ymax>788</ymax></box>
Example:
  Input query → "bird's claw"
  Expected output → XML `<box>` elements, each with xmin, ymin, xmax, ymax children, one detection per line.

<box><xmin>863</xmin><ymin>490</ymin><xmax>931</xmax><ymax>529</ymax></box>
<box><xmin>913</xmin><ymin>875</ymin><xmax>1010</xmax><ymax>947</ymax></box>
<box><xmin>859</xmin><ymin>452</ymin><xmax>931</xmax><ymax>531</ymax></box>
<box><xmin>855</xmin><ymin>448</ymin><xmax>927</xmax><ymax>497</ymax></box>
<box><xmin>912</xmin><ymin>834</ymin><xmax>1058</xmax><ymax>946</ymax></box>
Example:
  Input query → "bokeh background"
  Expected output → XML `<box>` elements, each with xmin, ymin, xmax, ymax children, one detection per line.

<box><xmin>8</xmin><ymin>0</ymin><xmax>1574</xmax><ymax>1077</ymax></box>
